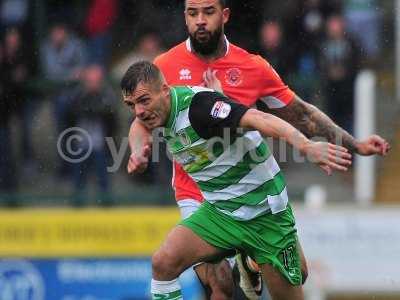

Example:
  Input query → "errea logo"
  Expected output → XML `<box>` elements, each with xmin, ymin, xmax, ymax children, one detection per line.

<box><xmin>179</xmin><ymin>68</ymin><xmax>192</xmax><ymax>80</ymax></box>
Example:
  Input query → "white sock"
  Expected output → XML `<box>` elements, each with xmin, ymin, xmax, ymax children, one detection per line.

<box><xmin>151</xmin><ymin>278</ymin><xmax>183</xmax><ymax>300</ymax></box>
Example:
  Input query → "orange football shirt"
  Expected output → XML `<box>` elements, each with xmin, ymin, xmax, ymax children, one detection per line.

<box><xmin>154</xmin><ymin>37</ymin><xmax>295</xmax><ymax>202</ymax></box>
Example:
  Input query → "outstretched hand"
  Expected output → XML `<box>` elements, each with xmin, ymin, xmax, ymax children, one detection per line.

<box><xmin>356</xmin><ymin>134</ymin><xmax>390</xmax><ymax>156</ymax></box>
<box><xmin>302</xmin><ymin>142</ymin><xmax>352</xmax><ymax>175</ymax></box>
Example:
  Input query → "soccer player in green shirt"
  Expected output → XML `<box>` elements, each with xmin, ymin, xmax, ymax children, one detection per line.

<box><xmin>120</xmin><ymin>61</ymin><xmax>367</xmax><ymax>300</ymax></box>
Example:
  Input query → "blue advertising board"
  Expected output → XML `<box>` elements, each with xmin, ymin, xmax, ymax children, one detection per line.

<box><xmin>0</xmin><ymin>258</ymin><xmax>202</xmax><ymax>300</ymax></box>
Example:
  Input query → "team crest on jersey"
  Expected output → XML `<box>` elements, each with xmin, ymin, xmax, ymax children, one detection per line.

<box><xmin>177</xmin><ymin>129</ymin><xmax>191</xmax><ymax>146</ymax></box>
<box><xmin>210</xmin><ymin>101</ymin><xmax>231</xmax><ymax>119</ymax></box>
<box><xmin>225</xmin><ymin>68</ymin><xmax>242</xmax><ymax>86</ymax></box>
<box><xmin>179</xmin><ymin>68</ymin><xmax>192</xmax><ymax>80</ymax></box>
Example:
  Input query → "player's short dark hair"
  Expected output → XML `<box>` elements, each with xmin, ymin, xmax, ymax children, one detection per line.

<box><xmin>185</xmin><ymin>0</ymin><xmax>227</xmax><ymax>9</ymax></box>
<box><xmin>120</xmin><ymin>61</ymin><xmax>162</xmax><ymax>95</ymax></box>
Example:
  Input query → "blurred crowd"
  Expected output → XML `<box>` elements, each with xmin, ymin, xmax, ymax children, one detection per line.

<box><xmin>0</xmin><ymin>0</ymin><xmax>387</xmax><ymax>205</ymax></box>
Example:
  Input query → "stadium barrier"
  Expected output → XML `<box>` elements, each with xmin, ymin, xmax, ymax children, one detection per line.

<box><xmin>0</xmin><ymin>207</ymin><xmax>202</xmax><ymax>300</ymax></box>
<box><xmin>0</xmin><ymin>207</ymin><xmax>180</xmax><ymax>256</ymax></box>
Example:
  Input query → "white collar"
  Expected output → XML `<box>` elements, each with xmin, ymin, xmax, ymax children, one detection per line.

<box><xmin>185</xmin><ymin>35</ymin><xmax>230</xmax><ymax>57</ymax></box>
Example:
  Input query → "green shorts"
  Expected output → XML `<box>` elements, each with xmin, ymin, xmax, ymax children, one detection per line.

<box><xmin>180</xmin><ymin>201</ymin><xmax>302</xmax><ymax>285</ymax></box>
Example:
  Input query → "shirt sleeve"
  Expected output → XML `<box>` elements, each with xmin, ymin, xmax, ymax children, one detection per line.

<box><xmin>188</xmin><ymin>91</ymin><xmax>249</xmax><ymax>139</ymax></box>
<box><xmin>257</xmin><ymin>56</ymin><xmax>295</xmax><ymax>108</ymax></box>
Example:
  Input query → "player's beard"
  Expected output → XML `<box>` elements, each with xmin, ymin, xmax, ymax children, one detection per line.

<box><xmin>189</xmin><ymin>27</ymin><xmax>223</xmax><ymax>56</ymax></box>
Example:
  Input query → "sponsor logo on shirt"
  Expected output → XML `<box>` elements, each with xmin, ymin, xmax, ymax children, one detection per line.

<box><xmin>179</xmin><ymin>68</ymin><xmax>192</xmax><ymax>80</ymax></box>
<box><xmin>225</xmin><ymin>68</ymin><xmax>242</xmax><ymax>86</ymax></box>
<box><xmin>210</xmin><ymin>101</ymin><xmax>231</xmax><ymax>119</ymax></box>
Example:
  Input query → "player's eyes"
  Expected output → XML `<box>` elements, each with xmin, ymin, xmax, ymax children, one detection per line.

<box><xmin>204</xmin><ymin>9</ymin><xmax>215</xmax><ymax>15</ymax></box>
<box><xmin>140</xmin><ymin>98</ymin><xmax>150</xmax><ymax>105</ymax></box>
<box><xmin>187</xmin><ymin>10</ymin><xmax>197</xmax><ymax>17</ymax></box>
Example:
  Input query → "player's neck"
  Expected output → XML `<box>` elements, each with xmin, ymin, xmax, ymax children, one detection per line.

<box><xmin>194</xmin><ymin>35</ymin><xmax>227</xmax><ymax>62</ymax></box>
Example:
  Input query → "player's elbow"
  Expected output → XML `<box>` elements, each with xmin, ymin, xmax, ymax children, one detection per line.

<box><xmin>239</xmin><ymin>109</ymin><xmax>262</xmax><ymax>129</ymax></box>
<box><xmin>240</xmin><ymin>109</ymin><xmax>280</xmax><ymax>138</ymax></box>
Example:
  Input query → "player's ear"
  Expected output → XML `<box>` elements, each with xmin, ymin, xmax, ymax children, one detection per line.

<box><xmin>161</xmin><ymin>83</ymin><xmax>170</xmax><ymax>97</ymax></box>
<box><xmin>222</xmin><ymin>8</ymin><xmax>230</xmax><ymax>24</ymax></box>
<box><xmin>184</xmin><ymin>8</ymin><xmax>189</xmax><ymax>26</ymax></box>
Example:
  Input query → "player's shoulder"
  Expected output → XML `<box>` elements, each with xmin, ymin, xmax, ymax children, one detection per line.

<box><xmin>228</xmin><ymin>43</ymin><xmax>251</xmax><ymax>57</ymax></box>
<box><xmin>154</xmin><ymin>42</ymin><xmax>188</xmax><ymax>67</ymax></box>
<box><xmin>228</xmin><ymin>43</ymin><xmax>269</xmax><ymax>69</ymax></box>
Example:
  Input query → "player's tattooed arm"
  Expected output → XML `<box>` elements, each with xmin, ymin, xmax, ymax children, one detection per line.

<box><xmin>260</xmin><ymin>95</ymin><xmax>390</xmax><ymax>155</ymax></box>
<box><xmin>259</xmin><ymin>95</ymin><xmax>359</xmax><ymax>153</ymax></box>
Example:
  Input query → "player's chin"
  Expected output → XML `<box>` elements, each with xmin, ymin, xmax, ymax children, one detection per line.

<box><xmin>195</xmin><ymin>34</ymin><xmax>210</xmax><ymax>43</ymax></box>
<box><xmin>140</xmin><ymin>121</ymin><xmax>153</xmax><ymax>130</ymax></box>
<box><xmin>196</xmin><ymin>37</ymin><xmax>210</xmax><ymax>44</ymax></box>
<box><xmin>144</xmin><ymin>119</ymin><xmax>160</xmax><ymax>130</ymax></box>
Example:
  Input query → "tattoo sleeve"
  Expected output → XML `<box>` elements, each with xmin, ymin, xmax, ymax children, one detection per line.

<box><xmin>257</xmin><ymin>95</ymin><xmax>359</xmax><ymax>153</ymax></box>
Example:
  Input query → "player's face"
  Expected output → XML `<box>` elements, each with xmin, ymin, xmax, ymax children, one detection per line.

<box><xmin>123</xmin><ymin>82</ymin><xmax>170</xmax><ymax>130</ymax></box>
<box><xmin>185</xmin><ymin>0</ymin><xmax>230</xmax><ymax>55</ymax></box>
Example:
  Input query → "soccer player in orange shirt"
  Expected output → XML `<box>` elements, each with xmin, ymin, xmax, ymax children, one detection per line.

<box><xmin>127</xmin><ymin>0</ymin><xmax>390</xmax><ymax>299</ymax></box>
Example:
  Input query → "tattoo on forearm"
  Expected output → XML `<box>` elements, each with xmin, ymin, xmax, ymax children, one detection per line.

<box><xmin>263</xmin><ymin>97</ymin><xmax>359</xmax><ymax>153</ymax></box>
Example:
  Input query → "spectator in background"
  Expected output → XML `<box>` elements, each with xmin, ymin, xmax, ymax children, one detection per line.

<box><xmin>299</xmin><ymin>0</ymin><xmax>325</xmax><ymax>49</ymax></box>
<box><xmin>258</xmin><ymin>20</ymin><xmax>293</xmax><ymax>80</ymax></box>
<box><xmin>292</xmin><ymin>0</ymin><xmax>342</xmax><ymax>59</ymax></box>
<box><xmin>40</xmin><ymin>22</ymin><xmax>87</xmax><ymax>177</ymax></box>
<box><xmin>112</xmin><ymin>29</ymin><xmax>162</xmax><ymax>82</ymax></box>
<box><xmin>66</xmin><ymin>65</ymin><xmax>116</xmax><ymax>206</ymax></box>
<box><xmin>344</xmin><ymin>0</ymin><xmax>381</xmax><ymax>64</ymax></box>
<box><xmin>0</xmin><ymin>27</ymin><xmax>33</xmax><ymax>201</ymax></box>
<box><xmin>285</xmin><ymin>0</ymin><xmax>324</xmax><ymax>102</ymax></box>
<box><xmin>261</xmin><ymin>0</ymin><xmax>340</xmax><ymax>103</ymax></box>
<box><xmin>84</xmin><ymin>0</ymin><xmax>117</xmax><ymax>67</ymax></box>
<box><xmin>319</xmin><ymin>14</ymin><xmax>361</xmax><ymax>133</ymax></box>
<box><xmin>0</xmin><ymin>0</ymin><xmax>29</xmax><ymax>35</ymax></box>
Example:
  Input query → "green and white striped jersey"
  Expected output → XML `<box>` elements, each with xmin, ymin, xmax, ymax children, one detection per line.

<box><xmin>163</xmin><ymin>86</ymin><xmax>288</xmax><ymax>221</ymax></box>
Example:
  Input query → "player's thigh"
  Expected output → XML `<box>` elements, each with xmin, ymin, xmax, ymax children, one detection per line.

<box><xmin>260</xmin><ymin>263</ymin><xmax>304</xmax><ymax>300</ymax></box>
<box><xmin>153</xmin><ymin>225</ymin><xmax>226</xmax><ymax>278</ymax></box>
<box><xmin>297</xmin><ymin>240</ymin><xmax>308</xmax><ymax>284</ymax></box>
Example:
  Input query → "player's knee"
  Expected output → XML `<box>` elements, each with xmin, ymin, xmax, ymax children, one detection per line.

<box><xmin>152</xmin><ymin>249</ymin><xmax>182</xmax><ymax>279</ymax></box>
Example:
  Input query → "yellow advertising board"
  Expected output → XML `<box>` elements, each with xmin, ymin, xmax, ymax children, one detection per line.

<box><xmin>0</xmin><ymin>207</ymin><xmax>180</xmax><ymax>257</ymax></box>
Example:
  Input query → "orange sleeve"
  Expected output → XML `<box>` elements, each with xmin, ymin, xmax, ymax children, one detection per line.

<box><xmin>257</xmin><ymin>56</ymin><xmax>294</xmax><ymax>108</ymax></box>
